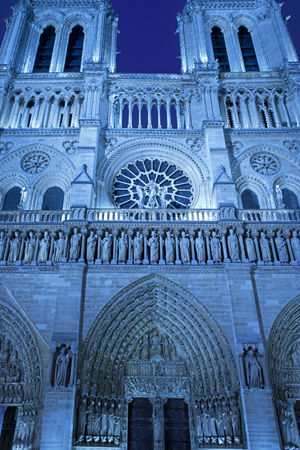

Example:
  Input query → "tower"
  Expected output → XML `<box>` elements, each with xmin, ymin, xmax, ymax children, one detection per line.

<box><xmin>0</xmin><ymin>0</ymin><xmax>300</xmax><ymax>449</ymax></box>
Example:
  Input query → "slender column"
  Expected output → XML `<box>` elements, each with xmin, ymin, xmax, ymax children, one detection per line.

<box><xmin>279</xmin><ymin>95</ymin><xmax>291</xmax><ymax>127</ymax></box>
<box><xmin>48</xmin><ymin>97</ymin><xmax>58</xmax><ymax>128</ymax></box>
<box><xmin>284</xmin><ymin>231</ymin><xmax>296</xmax><ymax>264</ymax></box>
<box><xmin>39</xmin><ymin>96</ymin><xmax>50</xmax><ymax>128</ymax></box>
<box><xmin>240</xmin><ymin>96</ymin><xmax>250</xmax><ymax>128</ymax></box>
<box><xmin>8</xmin><ymin>97</ymin><xmax>19</xmax><ymax>128</ymax></box>
<box><xmin>127</xmin><ymin>231</ymin><xmax>133</xmax><ymax>265</ymax></box>
<box><xmin>95</xmin><ymin>231</ymin><xmax>102</xmax><ymax>265</ymax></box>
<box><xmin>118</xmin><ymin>97</ymin><xmax>123</xmax><ymax>128</ymax></box>
<box><xmin>128</xmin><ymin>97</ymin><xmax>133</xmax><ymax>129</ymax></box>
<box><xmin>190</xmin><ymin>233</ymin><xmax>197</xmax><ymax>265</ymax></box>
<box><xmin>174</xmin><ymin>232</ymin><xmax>181</xmax><ymax>265</ymax></box>
<box><xmin>48</xmin><ymin>232</ymin><xmax>55</xmax><ymax>264</ymax></box>
<box><xmin>0</xmin><ymin>234</ymin><xmax>11</xmax><ymax>265</ymax></box>
<box><xmin>79</xmin><ymin>230</ymin><xmax>87</xmax><ymax>263</ymax></box>
<box><xmin>159</xmin><ymin>230</ymin><xmax>165</xmax><ymax>265</ymax></box>
<box><xmin>72</xmin><ymin>96</ymin><xmax>80</xmax><ymax>127</ymax></box>
<box><xmin>252</xmin><ymin>231</ymin><xmax>262</xmax><ymax>264</ymax></box>
<box><xmin>237</xmin><ymin>229</ymin><xmax>248</xmax><ymax>262</ymax></box>
<box><xmin>204</xmin><ymin>231</ymin><xmax>213</xmax><ymax>264</ymax></box>
<box><xmin>138</xmin><ymin>100</ymin><xmax>142</xmax><ymax>129</ymax></box>
<box><xmin>292</xmin><ymin>86</ymin><xmax>300</xmax><ymax>125</ymax></box>
<box><xmin>157</xmin><ymin>99</ymin><xmax>161</xmax><ymax>129</ymax></box>
<box><xmin>16</xmin><ymin>233</ymin><xmax>26</xmax><ymax>265</ymax></box>
<box><xmin>147</xmin><ymin>97</ymin><xmax>152</xmax><ymax>129</ymax></box>
<box><xmin>270</xmin><ymin>95</ymin><xmax>281</xmax><ymax>128</ymax></box>
<box><xmin>143</xmin><ymin>230</ymin><xmax>149</xmax><ymax>265</ymax></box>
<box><xmin>166</xmin><ymin>99</ymin><xmax>171</xmax><ymax>129</ymax></box>
<box><xmin>232</xmin><ymin>96</ymin><xmax>240</xmax><ymax>128</ymax></box>
<box><xmin>248</xmin><ymin>95</ymin><xmax>260</xmax><ymax>128</ymax></box>
<box><xmin>93</xmin><ymin>88</ymin><xmax>101</xmax><ymax>119</ymax></box>
<box><xmin>89</xmin><ymin>87</ymin><xmax>96</xmax><ymax>119</ymax></box>
<box><xmin>176</xmin><ymin>99</ymin><xmax>181</xmax><ymax>129</ymax></box>
<box><xmin>211</xmin><ymin>87</ymin><xmax>222</xmax><ymax>120</ymax></box>
<box><xmin>269</xmin><ymin>232</ymin><xmax>278</xmax><ymax>265</ymax></box>
<box><xmin>31</xmin><ymin>97</ymin><xmax>40</xmax><ymax>128</ymax></box>
<box><xmin>200</xmin><ymin>86</ymin><xmax>209</xmax><ymax>120</ymax></box>
<box><xmin>61</xmin><ymin>231</ymin><xmax>70</xmax><ymax>263</ymax></box>
<box><xmin>111</xmin><ymin>231</ymin><xmax>118</xmax><ymax>265</ymax></box>
<box><xmin>220</xmin><ymin>229</ymin><xmax>230</xmax><ymax>262</ymax></box>
<box><xmin>62</xmin><ymin>96</ymin><xmax>71</xmax><ymax>128</ymax></box>
<box><xmin>0</xmin><ymin>96</ymin><xmax>13</xmax><ymax>127</ymax></box>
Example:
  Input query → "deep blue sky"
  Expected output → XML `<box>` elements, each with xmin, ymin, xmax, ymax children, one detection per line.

<box><xmin>0</xmin><ymin>0</ymin><xmax>299</xmax><ymax>73</ymax></box>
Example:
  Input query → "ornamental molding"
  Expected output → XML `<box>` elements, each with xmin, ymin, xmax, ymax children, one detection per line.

<box><xmin>0</xmin><ymin>141</ymin><xmax>14</xmax><ymax>156</ymax></box>
<box><xmin>0</xmin><ymin>172</ymin><xmax>29</xmax><ymax>192</ymax></box>
<box><xmin>32</xmin><ymin>171</ymin><xmax>72</xmax><ymax>195</ymax></box>
<box><xmin>77</xmin><ymin>274</ymin><xmax>238</xmax><ymax>396</ymax></box>
<box><xmin>0</xmin><ymin>130</ymin><xmax>80</xmax><ymax>138</ymax></box>
<box><xmin>225</xmin><ymin>128</ymin><xmax>300</xmax><ymax>137</ymax></box>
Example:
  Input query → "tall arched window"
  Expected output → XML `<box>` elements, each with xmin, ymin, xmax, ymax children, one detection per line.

<box><xmin>211</xmin><ymin>27</ymin><xmax>230</xmax><ymax>72</ymax></box>
<box><xmin>282</xmin><ymin>188</ymin><xmax>300</xmax><ymax>209</ymax></box>
<box><xmin>241</xmin><ymin>189</ymin><xmax>260</xmax><ymax>209</ymax></box>
<box><xmin>33</xmin><ymin>26</ymin><xmax>56</xmax><ymax>73</ymax></box>
<box><xmin>2</xmin><ymin>187</ymin><xmax>21</xmax><ymax>211</ymax></box>
<box><xmin>64</xmin><ymin>26</ymin><xmax>84</xmax><ymax>73</ymax></box>
<box><xmin>238</xmin><ymin>26</ymin><xmax>259</xmax><ymax>72</ymax></box>
<box><xmin>42</xmin><ymin>187</ymin><xmax>64</xmax><ymax>210</ymax></box>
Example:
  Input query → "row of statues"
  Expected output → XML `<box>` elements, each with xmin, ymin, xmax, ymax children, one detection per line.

<box><xmin>14</xmin><ymin>407</ymin><xmax>37</xmax><ymax>447</ymax></box>
<box><xmin>1</xmin><ymin>227</ymin><xmax>300</xmax><ymax>265</ymax></box>
<box><xmin>77</xmin><ymin>395</ymin><xmax>122</xmax><ymax>445</ymax></box>
<box><xmin>0</xmin><ymin>363</ymin><xmax>22</xmax><ymax>383</ymax></box>
<box><xmin>0</xmin><ymin>382</ymin><xmax>24</xmax><ymax>404</ymax></box>
<box><xmin>277</xmin><ymin>402</ymin><xmax>299</xmax><ymax>450</ymax></box>
<box><xmin>195</xmin><ymin>397</ymin><xmax>242</xmax><ymax>446</ymax></box>
<box><xmin>134</xmin><ymin>331</ymin><xmax>178</xmax><ymax>360</ymax></box>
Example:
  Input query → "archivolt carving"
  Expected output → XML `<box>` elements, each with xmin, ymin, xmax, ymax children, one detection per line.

<box><xmin>78</xmin><ymin>274</ymin><xmax>237</xmax><ymax>397</ymax></box>
<box><xmin>34</xmin><ymin>10</ymin><xmax>64</xmax><ymax>29</ymax></box>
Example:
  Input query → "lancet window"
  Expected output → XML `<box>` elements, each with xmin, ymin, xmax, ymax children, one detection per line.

<box><xmin>64</xmin><ymin>26</ymin><xmax>84</xmax><ymax>73</ymax></box>
<box><xmin>237</xmin><ymin>26</ymin><xmax>259</xmax><ymax>72</ymax></box>
<box><xmin>33</xmin><ymin>26</ymin><xmax>56</xmax><ymax>73</ymax></box>
<box><xmin>241</xmin><ymin>189</ymin><xmax>260</xmax><ymax>209</ymax></box>
<box><xmin>42</xmin><ymin>187</ymin><xmax>64</xmax><ymax>211</ymax></box>
<box><xmin>2</xmin><ymin>187</ymin><xmax>21</xmax><ymax>211</ymax></box>
<box><xmin>211</xmin><ymin>27</ymin><xmax>230</xmax><ymax>72</ymax></box>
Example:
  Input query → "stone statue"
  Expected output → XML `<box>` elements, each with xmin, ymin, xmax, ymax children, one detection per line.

<box><xmin>92</xmin><ymin>398</ymin><xmax>101</xmax><ymax>442</ymax></box>
<box><xmin>86</xmin><ymin>397</ymin><xmax>95</xmax><ymax>439</ymax></box>
<box><xmin>180</xmin><ymin>231</ymin><xmax>190</xmax><ymax>263</ymax></box>
<box><xmin>275</xmin><ymin>230</ymin><xmax>289</xmax><ymax>263</ymax></box>
<box><xmin>291</xmin><ymin>230</ymin><xmax>300</xmax><ymax>262</ymax></box>
<box><xmin>230</xmin><ymin>399</ymin><xmax>241</xmax><ymax>444</ymax></box>
<box><xmin>135</xmin><ymin>339</ymin><xmax>143</xmax><ymax>359</ymax></box>
<box><xmin>222</xmin><ymin>400</ymin><xmax>232</xmax><ymax>441</ymax></box>
<box><xmin>150</xmin><ymin>331</ymin><xmax>162</xmax><ymax>357</ymax></box>
<box><xmin>38</xmin><ymin>231</ymin><xmax>50</xmax><ymax>263</ymax></box>
<box><xmin>195</xmin><ymin>230</ymin><xmax>205</xmax><ymax>263</ymax></box>
<box><xmin>148</xmin><ymin>231</ymin><xmax>158</xmax><ymax>263</ymax></box>
<box><xmin>133</xmin><ymin>231</ymin><xmax>143</xmax><ymax>263</ymax></box>
<box><xmin>162</xmin><ymin>335</ymin><xmax>169</xmax><ymax>359</ymax></box>
<box><xmin>118</xmin><ymin>231</ymin><xmax>128</xmax><ymax>263</ymax></box>
<box><xmin>260</xmin><ymin>232</ymin><xmax>272</xmax><ymax>263</ymax></box>
<box><xmin>87</xmin><ymin>231</ymin><xmax>97</xmax><ymax>262</ymax></box>
<box><xmin>165</xmin><ymin>230</ymin><xmax>175</xmax><ymax>264</ymax></box>
<box><xmin>77</xmin><ymin>395</ymin><xmax>87</xmax><ymax>441</ymax></box>
<box><xmin>114</xmin><ymin>403</ymin><xmax>122</xmax><ymax>444</ymax></box>
<box><xmin>53</xmin><ymin>231</ymin><xmax>65</xmax><ymax>263</ymax></box>
<box><xmin>275</xmin><ymin>185</ymin><xmax>284</xmax><ymax>207</ymax></box>
<box><xmin>201</xmin><ymin>401</ymin><xmax>211</xmax><ymax>442</ymax></box>
<box><xmin>136</xmin><ymin>185</ymin><xmax>145</xmax><ymax>208</ymax></box>
<box><xmin>196</xmin><ymin>404</ymin><xmax>204</xmax><ymax>443</ymax></box>
<box><xmin>227</xmin><ymin>228</ymin><xmax>239</xmax><ymax>262</ymax></box>
<box><xmin>278</xmin><ymin>406</ymin><xmax>298</xmax><ymax>450</ymax></box>
<box><xmin>142</xmin><ymin>335</ymin><xmax>150</xmax><ymax>359</ymax></box>
<box><xmin>102</xmin><ymin>231</ymin><xmax>112</xmax><ymax>263</ymax></box>
<box><xmin>19</xmin><ymin>187</ymin><xmax>27</xmax><ymax>209</ymax></box>
<box><xmin>159</xmin><ymin>186</ymin><xmax>168</xmax><ymax>209</ymax></box>
<box><xmin>100</xmin><ymin>401</ymin><xmax>108</xmax><ymax>442</ymax></box>
<box><xmin>69</xmin><ymin>228</ymin><xmax>81</xmax><ymax>260</ymax></box>
<box><xmin>54</xmin><ymin>344</ymin><xmax>70</xmax><ymax>387</ymax></box>
<box><xmin>8</xmin><ymin>231</ymin><xmax>21</xmax><ymax>263</ymax></box>
<box><xmin>215</xmin><ymin>400</ymin><xmax>225</xmax><ymax>443</ymax></box>
<box><xmin>210</xmin><ymin>231</ymin><xmax>221</xmax><ymax>263</ymax></box>
<box><xmin>148</xmin><ymin>181</ymin><xmax>157</xmax><ymax>209</ymax></box>
<box><xmin>208</xmin><ymin>401</ymin><xmax>218</xmax><ymax>443</ymax></box>
<box><xmin>24</xmin><ymin>231</ymin><xmax>36</xmax><ymax>264</ymax></box>
<box><xmin>169</xmin><ymin>340</ymin><xmax>177</xmax><ymax>360</ymax></box>
<box><xmin>107</xmin><ymin>403</ymin><xmax>115</xmax><ymax>442</ymax></box>
<box><xmin>245</xmin><ymin>230</ymin><xmax>256</xmax><ymax>263</ymax></box>
<box><xmin>245</xmin><ymin>347</ymin><xmax>263</xmax><ymax>388</ymax></box>
<box><xmin>0</xmin><ymin>231</ymin><xmax>6</xmax><ymax>261</ymax></box>
<box><xmin>153</xmin><ymin>399</ymin><xmax>164</xmax><ymax>444</ymax></box>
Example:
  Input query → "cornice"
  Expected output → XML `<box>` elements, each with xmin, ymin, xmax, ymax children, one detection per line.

<box><xmin>101</xmin><ymin>129</ymin><xmax>205</xmax><ymax>138</ymax></box>
<box><xmin>225</xmin><ymin>129</ymin><xmax>300</xmax><ymax>137</ymax></box>
<box><xmin>0</xmin><ymin>129</ymin><xmax>80</xmax><ymax>137</ymax></box>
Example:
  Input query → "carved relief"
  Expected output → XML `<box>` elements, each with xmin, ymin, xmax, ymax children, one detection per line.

<box><xmin>186</xmin><ymin>137</ymin><xmax>205</xmax><ymax>153</ymax></box>
<box><xmin>0</xmin><ymin>334</ymin><xmax>24</xmax><ymax>405</ymax></box>
<box><xmin>21</xmin><ymin>151</ymin><xmax>50</xmax><ymax>174</ymax></box>
<box><xmin>62</xmin><ymin>140</ymin><xmax>79</xmax><ymax>155</ymax></box>
<box><xmin>0</xmin><ymin>141</ymin><xmax>14</xmax><ymax>156</ymax></box>
<box><xmin>283</xmin><ymin>140</ymin><xmax>300</xmax><ymax>154</ymax></box>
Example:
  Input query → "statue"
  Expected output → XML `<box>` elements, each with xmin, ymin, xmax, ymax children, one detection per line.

<box><xmin>18</xmin><ymin>187</ymin><xmax>27</xmax><ymax>209</ymax></box>
<box><xmin>201</xmin><ymin>401</ymin><xmax>211</xmax><ymax>442</ymax></box>
<box><xmin>196</xmin><ymin>404</ymin><xmax>204</xmax><ymax>443</ymax></box>
<box><xmin>148</xmin><ymin>231</ymin><xmax>158</xmax><ymax>263</ymax></box>
<box><xmin>275</xmin><ymin>185</ymin><xmax>284</xmax><ymax>207</ymax></box>
<box><xmin>135</xmin><ymin>339</ymin><xmax>143</xmax><ymax>359</ymax></box>
<box><xmin>169</xmin><ymin>340</ymin><xmax>177</xmax><ymax>360</ymax></box>
<box><xmin>148</xmin><ymin>181</ymin><xmax>157</xmax><ymax>209</ymax></box>
<box><xmin>87</xmin><ymin>231</ymin><xmax>97</xmax><ymax>262</ymax></box>
<box><xmin>245</xmin><ymin>230</ymin><xmax>256</xmax><ymax>263</ymax></box>
<box><xmin>222</xmin><ymin>399</ymin><xmax>232</xmax><ymax>441</ymax></box>
<box><xmin>114</xmin><ymin>403</ymin><xmax>122</xmax><ymax>444</ymax></box>
<box><xmin>69</xmin><ymin>228</ymin><xmax>81</xmax><ymax>260</ymax></box>
<box><xmin>142</xmin><ymin>335</ymin><xmax>150</xmax><ymax>359</ymax></box>
<box><xmin>8</xmin><ymin>231</ymin><xmax>21</xmax><ymax>263</ymax></box>
<box><xmin>215</xmin><ymin>400</ymin><xmax>225</xmax><ymax>444</ymax></box>
<box><xmin>102</xmin><ymin>231</ymin><xmax>112</xmax><ymax>263</ymax></box>
<box><xmin>118</xmin><ymin>231</ymin><xmax>128</xmax><ymax>263</ymax></box>
<box><xmin>260</xmin><ymin>232</ymin><xmax>272</xmax><ymax>263</ymax></box>
<box><xmin>159</xmin><ymin>186</ymin><xmax>168</xmax><ymax>209</ymax></box>
<box><xmin>136</xmin><ymin>185</ymin><xmax>145</xmax><ymax>208</ymax></box>
<box><xmin>150</xmin><ymin>331</ymin><xmax>162</xmax><ymax>357</ymax></box>
<box><xmin>230</xmin><ymin>399</ymin><xmax>241</xmax><ymax>444</ymax></box>
<box><xmin>208</xmin><ymin>401</ymin><xmax>218</xmax><ymax>443</ymax></box>
<box><xmin>278</xmin><ymin>405</ymin><xmax>298</xmax><ymax>450</ymax></box>
<box><xmin>195</xmin><ymin>230</ymin><xmax>205</xmax><ymax>263</ymax></box>
<box><xmin>0</xmin><ymin>231</ymin><xmax>6</xmax><ymax>261</ymax></box>
<box><xmin>53</xmin><ymin>231</ymin><xmax>65</xmax><ymax>263</ymax></box>
<box><xmin>77</xmin><ymin>395</ymin><xmax>87</xmax><ymax>441</ymax></box>
<box><xmin>210</xmin><ymin>231</ymin><xmax>222</xmax><ymax>263</ymax></box>
<box><xmin>165</xmin><ymin>230</ymin><xmax>175</xmax><ymax>264</ymax></box>
<box><xmin>54</xmin><ymin>344</ymin><xmax>71</xmax><ymax>387</ymax></box>
<box><xmin>153</xmin><ymin>399</ymin><xmax>164</xmax><ymax>444</ymax></box>
<box><xmin>24</xmin><ymin>231</ymin><xmax>36</xmax><ymax>264</ymax></box>
<box><xmin>134</xmin><ymin>231</ymin><xmax>143</xmax><ymax>263</ymax></box>
<box><xmin>227</xmin><ymin>228</ymin><xmax>239</xmax><ymax>262</ymax></box>
<box><xmin>38</xmin><ymin>231</ymin><xmax>50</xmax><ymax>263</ymax></box>
<box><xmin>107</xmin><ymin>403</ymin><xmax>115</xmax><ymax>442</ymax></box>
<box><xmin>92</xmin><ymin>398</ymin><xmax>101</xmax><ymax>442</ymax></box>
<box><xmin>162</xmin><ymin>335</ymin><xmax>169</xmax><ymax>359</ymax></box>
<box><xmin>275</xmin><ymin>230</ymin><xmax>289</xmax><ymax>263</ymax></box>
<box><xmin>245</xmin><ymin>347</ymin><xmax>263</xmax><ymax>388</ymax></box>
<box><xmin>86</xmin><ymin>397</ymin><xmax>95</xmax><ymax>439</ymax></box>
<box><xmin>291</xmin><ymin>230</ymin><xmax>300</xmax><ymax>262</ymax></box>
<box><xmin>180</xmin><ymin>231</ymin><xmax>190</xmax><ymax>263</ymax></box>
<box><xmin>100</xmin><ymin>401</ymin><xmax>108</xmax><ymax>442</ymax></box>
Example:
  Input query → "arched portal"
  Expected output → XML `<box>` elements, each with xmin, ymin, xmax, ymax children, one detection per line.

<box><xmin>76</xmin><ymin>275</ymin><xmax>242</xmax><ymax>448</ymax></box>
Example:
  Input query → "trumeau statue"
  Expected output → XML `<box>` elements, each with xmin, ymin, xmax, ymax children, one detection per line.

<box><xmin>118</xmin><ymin>231</ymin><xmax>128</xmax><ymax>263</ymax></box>
<box><xmin>87</xmin><ymin>230</ymin><xmax>97</xmax><ymax>262</ymax></box>
<box><xmin>148</xmin><ymin>230</ymin><xmax>158</xmax><ymax>263</ymax></box>
<box><xmin>8</xmin><ymin>231</ymin><xmax>21</xmax><ymax>263</ymax></box>
<box><xmin>244</xmin><ymin>347</ymin><xmax>263</xmax><ymax>389</ymax></box>
<box><xmin>227</xmin><ymin>228</ymin><xmax>239</xmax><ymax>262</ymax></box>
<box><xmin>53</xmin><ymin>231</ymin><xmax>65</xmax><ymax>263</ymax></box>
<box><xmin>0</xmin><ymin>231</ymin><xmax>6</xmax><ymax>261</ymax></box>
<box><xmin>24</xmin><ymin>231</ymin><xmax>36</xmax><ymax>264</ymax></box>
<box><xmin>260</xmin><ymin>232</ymin><xmax>272</xmax><ymax>263</ymax></box>
<box><xmin>70</xmin><ymin>227</ymin><xmax>81</xmax><ymax>260</ymax></box>
<box><xmin>180</xmin><ymin>231</ymin><xmax>190</xmax><ymax>263</ymax></box>
<box><xmin>152</xmin><ymin>398</ymin><xmax>164</xmax><ymax>444</ymax></box>
<box><xmin>133</xmin><ymin>231</ymin><xmax>143</xmax><ymax>263</ymax></box>
<box><xmin>38</xmin><ymin>230</ymin><xmax>50</xmax><ymax>263</ymax></box>
<box><xmin>195</xmin><ymin>230</ymin><xmax>205</xmax><ymax>263</ymax></box>
<box><xmin>102</xmin><ymin>231</ymin><xmax>112</xmax><ymax>263</ymax></box>
<box><xmin>210</xmin><ymin>231</ymin><xmax>221</xmax><ymax>263</ymax></box>
<box><xmin>165</xmin><ymin>230</ymin><xmax>175</xmax><ymax>264</ymax></box>
<box><xmin>245</xmin><ymin>230</ymin><xmax>256</xmax><ymax>263</ymax></box>
<box><xmin>275</xmin><ymin>230</ymin><xmax>289</xmax><ymax>263</ymax></box>
<box><xmin>291</xmin><ymin>230</ymin><xmax>300</xmax><ymax>262</ymax></box>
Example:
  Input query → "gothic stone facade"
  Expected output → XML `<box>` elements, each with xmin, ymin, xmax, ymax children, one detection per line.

<box><xmin>0</xmin><ymin>0</ymin><xmax>300</xmax><ymax>449</ymax></box>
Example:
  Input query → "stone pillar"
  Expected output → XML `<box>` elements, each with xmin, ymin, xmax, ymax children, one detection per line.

<box><xmin>61</xmin><ymin>231</ymin><xmax>70</xmax><ymax>263</ymax></box>
<box><xmin>237</xmin><ymin>229</ymin><xmax>248</xmax><ymax>263</ymax></box>
<box><xmin>147</xmin><ymin>97</ymin><xmax>152</xmax><ymax>129</ymax></box>
<box><xmin>220</xmin><ymin>229</ymin><xmax>230</xmax><ymax>262</ymax></box>
<box><xmin>95</xmin><ymin>231</ymin><xmax>102</xmax><ymax>265</ymax></box>
<box><xmin>79</xmin><ymin>229</ymin><xmax>87</xmax><ymax>263</ymax></box>
<box><xmin>111</xmin><ymin>231</ymin><xmax>118</xmax><ymax>265</ymax></box>
<box><xmin>159</xmin><ymin>230</ymin><xmax>165</xmax><ymax>265</ymax></box>
<box><xmin>127</xmin><ymin>231</ymin><xmax>133</xmax><ymax>265</ymax></box>
<box><xmin>143</xmin><ymin>230</ymin><xmax>149</xmax><ymax>265</ymax></box>
<box><xmin>190</xmin><ymin>233</ymin><xmax>197</xmax><ymax>265</ymax></box>
<box><xmin>175</xmin><ymin>232</ymin><xmax>181</xmax><ymax>265</ymax></box>
<box><xmin>205</xmin><ymin>230</ymin><xmax>213</xmax><ymax>265</ymax></box>
<box><xmin>16</xmin><ymin>232</ymin><xmax>26</xmax><ymax>265</ymax></box>
<box><xmin>48</xmin><ymin>232</ymin><xmax>56</xmax><ymax>265</ymax></box>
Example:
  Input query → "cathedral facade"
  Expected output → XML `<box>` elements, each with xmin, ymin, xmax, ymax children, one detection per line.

<box><xmin>0</xmin><ymin>0</ymin><xmax>300</xmax><ymax>449</ymax></box>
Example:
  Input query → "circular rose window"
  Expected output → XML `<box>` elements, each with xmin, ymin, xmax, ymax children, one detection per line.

<box><xmin>113</xmin><ymin>159</ymin><xmax>194</xmax><ymax>209</ymax></box>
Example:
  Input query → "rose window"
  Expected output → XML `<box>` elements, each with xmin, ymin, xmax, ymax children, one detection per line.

<box><xmin>113</xmin><ymin>159</ymin><xmax>194</xmax><ymax>209</ymax></box>
<box><xmin>250</xmin><ymin>152</ymin><xmax>280</xmax><ymax>176</ymax></box>
<box><xmin>21</xmin><ymin>151</ymin><xmax>50</xmax><ymax>174</ymax></box>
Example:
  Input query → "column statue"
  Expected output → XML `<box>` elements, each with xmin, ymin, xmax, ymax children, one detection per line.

<box><xmin>148</xmin><ymin>231</ymin><xmax>159</xmax><ymax>263</ymax></box>
<box><xmin>291</xmin><ymin>230</ymin><xmax>300</xmax><ymax>262</ymax></box>
<box><xmin>195</xmin><ymin>230</ymin><xmax>205</xmax><ymax>263</ymax></box>
<box><xmin>118</xmin><ymin>231</ymin><xmax>128</xmax><ymax>263</ymax></box>
<box><xmin>210</xmin><ymin>231</ymin><xmax>222</xmax><ymax>263</ymax></box>
<box><xmin>245</xmin><ymin>230</ymin><xmax>256</xmax><ymax>263</ymax></box>
<box><xmin>8</xmin><ymin>231</ymin><xmax>21</xmax><ymax>263</ymax></box>
<box><xmin>133</xmin><ymin>231</ymin><xmax>143</xmax><ymax>263</ymax></box>
<box><xmin>165</xmin><ymin>230</ymin><xmax>175</xmax><ymax>264</ymax></box>
<box><xmin>24</xmin><ymin>231</ymin><xmax>36</xmax><ymax>264</ymax></box>
<box><xmin>227</xmin><ymin>228</ymin><xmax>239</xmax><ymax>262</ymax></box>
<box><xmin>260</xmin><ymin>232</ymin><xmax>272</xmax><ymax>263</ymax></box>
<box><xmin>275</xmin><ymin>230</ymin><xmax>289</xmax><ymax>263</ymax></box>
<box><xmin>102</xmin><ymin>231</ymin><xmax>112</xmax><ymax>263</ymax></box>
<box><xmin>87</xmin><ymin>230</ymin><xmax>97</xmax><ymax>262</ymax></box>
<box><xmin>38</xmin><ymin>231</ymin><xmax>50</xmax><ymax>263</ymax></box>
<box><xmin>69</xmin><ymin>227</ymin><xmax>81</xmax><ymax>260</ymax></box>
<box><xmin>53</xmin><ymin>231</ymin><xmax>65</xmax><ymax>263</ymax></box>
<box><xmin>179</xmin><ymin>231</ymin><xmax>190</xmax><ymax>263</ymax></box>
<box><xmin>0</xmin><ymin>231</ymin><xmax>6</xmax><ymax>261</ymax></box>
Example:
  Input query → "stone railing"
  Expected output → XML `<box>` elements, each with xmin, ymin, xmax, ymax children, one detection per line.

<box><xmin>1</xmin><ymin>207</ymin><xmax>300</xmax><ymax>224</ymax></box>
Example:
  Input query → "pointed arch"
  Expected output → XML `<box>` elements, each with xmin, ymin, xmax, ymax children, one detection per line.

<box><xmin>78</xmin><ymin>274</ymin><xmax>238</xmax><ymax>397</ymax></box>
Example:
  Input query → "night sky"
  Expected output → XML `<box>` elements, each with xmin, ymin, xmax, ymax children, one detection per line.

<box><xmin>0</xmin><ymin>0</ymin><xmax>299</xmax><ymax>74</ymax></box>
